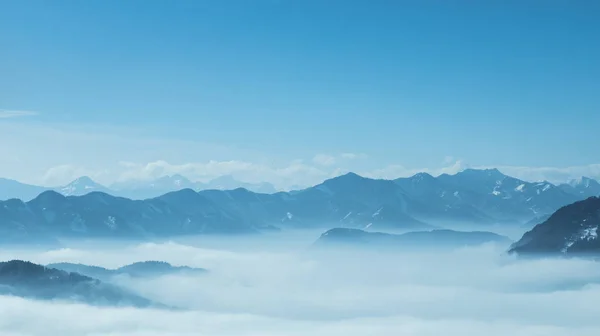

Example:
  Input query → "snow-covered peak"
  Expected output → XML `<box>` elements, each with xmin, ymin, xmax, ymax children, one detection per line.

<box><xmin>569</xmin><ymin>176</ymin><xmax>597</xmax><ymax>189</ymax></box>
<box><xmin>410</xmin><ymin>172</ymin><xmax>435</xmax><ymax>182</ymax></box>
<box><xmin>59</xmin><ymin>176</ymin><xmax>108</xmax><ymax>196</ymax></box>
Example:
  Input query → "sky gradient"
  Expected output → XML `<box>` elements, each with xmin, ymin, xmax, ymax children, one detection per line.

<box><xmin>1</xmin><ymin>1</ymin><xmax>599</xmax><ymax>187</ymax></box>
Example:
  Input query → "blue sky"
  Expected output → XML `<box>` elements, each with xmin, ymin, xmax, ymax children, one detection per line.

<box><xmin>1</xmin><ymin>1</ymin><xmax>599</xmax><ymax>187</ymax></box>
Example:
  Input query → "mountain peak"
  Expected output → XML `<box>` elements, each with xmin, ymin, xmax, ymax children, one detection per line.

<box><xmin>70</xmin><ymin>176</ymin><xmax>98</xmax><ymax>185</ymax></box>
<box><xmin>462</xmin><ymin>168</ymin><xmax>504</xmax><ymax>176</ymax></box>
<box><xmin>322</xmin><ymin>172</ymin><xmax>367</xmax><ymax>186</ymax></box>
<box><xmin>33</xmin><ymin>190</ymin><xmax>66</xmax><ymax>201</ymax></box>
<box><xmin>569</xmin><ymin>176</ymin><xmax>599</xmax><ymax>188</ymax></box>
<box><xmin>155</xmin><ymin>174</ymin><xmax>192</xmax><ymax>186</ymax></box>
<box><xmin>338</xmin><ymin>172</ymin><xmax>364</xmax><ymax>180</ymax></box>
<box><xmin>209</xmin><ymin>175</ymin><xmax>238</xmax><ymax>184</ymax></box>
<box><xmin>410</xmin><ymin>172</ymin><xmax>436</xmax><ymax>181</ymax></box>
<box><xmin>59</xmin><ymin>176</ymin><xmax>108</xmax><ymax>196</ymax></box>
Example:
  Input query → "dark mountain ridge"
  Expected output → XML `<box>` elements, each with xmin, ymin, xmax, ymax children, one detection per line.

<box><xmin>509</xmin><ymin>196</ymin><xmax>600</xmax><ymax>256</ymax></box>
<box><xmin>314</xmin><ymin>228</ymin><xmax>512</xmax><ymax>251</ymax></box>
<box><xmin>47</xmin><ymin>261</ymin><xmax>207</xmax><ymax>280</ymax></box>
<box><xmin>0</xmin><ymin>260</ymin><xmax>161</xmax><ymax>307</ymax></box>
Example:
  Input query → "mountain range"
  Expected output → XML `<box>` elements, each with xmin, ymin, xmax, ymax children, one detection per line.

<box><xmin>0</xmin><ymin>169</ymin><xmax>597</xmax><ymax>242</ymax></box>
<box><xmin>3</xmin><ymin>170</ymin><xmax>598</xmax><ymax>203</ymax></box>
<box><xmin>0</xmin><ymin>175</ymin><xmax>278</xmax><ymax>201</ymax></box>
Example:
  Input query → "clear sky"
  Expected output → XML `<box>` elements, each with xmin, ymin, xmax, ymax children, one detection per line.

<box><xmin>1</xmin><ymin>0</ymin><xmax>599</xmax><ymax>188</ymax></box>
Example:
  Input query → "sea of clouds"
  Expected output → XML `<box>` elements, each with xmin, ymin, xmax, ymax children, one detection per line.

<box><xmin>0</xmin><ymin>232</ymin><xmax>599</xmax><ymax>336</ymax></box>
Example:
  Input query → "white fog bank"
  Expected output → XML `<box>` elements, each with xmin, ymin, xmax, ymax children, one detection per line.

<box><xmin>0</xmin><ymin>233</ymin><xmax>599</xmax><ymax>335</ymax></box>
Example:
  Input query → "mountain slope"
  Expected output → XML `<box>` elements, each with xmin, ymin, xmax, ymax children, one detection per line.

<box><xmin>0</xmin><ymin>178</ymin><xmax>49</xmax><ymax>201</ymax></box>
<box><xmin>509</xmin><ymin>197</ymin><xmax>600</xmax><ymax>256</ymax></box>
<box><xmin>1</xmin><ymin>189</ymin><xmax>256</xmax><ymax>238</ymax></box>
<box><xmin>48</xmin><ymin>261</ymin><xmax>207</xmax><ymax>281</ymax></box>
<box><xmin>559</xmin><ymin>177</ymin><xmax>600</xmax><ymax>199</ymax></box>
<box><xmin>394</xmin><ymin>173</ymin><xmax>495</xmax><ymax>224</ymax></box>
<box><xmin>196</xmin><ymin>175</ymin><xmax>429</xmax><ymax>231</ymax></box>
<box><xmin>436</xmin><ymin>169</ymin><xmax>579</xmax><ymax>222</ymax></box>
<box><xmin>0</xmin><ymin>260</ymin><xmax>159</xmax><ymax>307</ymax></box>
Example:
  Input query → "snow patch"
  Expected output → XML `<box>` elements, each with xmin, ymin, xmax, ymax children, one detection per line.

<box><xmin>104</xmin><ymin>216</ymin><xmax>117</xmax><ymax>230</ymax></box>
<box><xmin>342</xmin><ymin>212</ymin><xmax>352</xmax><ymax>220</ymax></box>
<box><xmin>561</xmin><ymin>225</ymin><xmax>599</xmax><ymax>253</ymax></box>
<box><xmin>372</xmin><ymin>207</ymin><xmax>383</xmax><ymax>218</ymax></box>
<box><xmin>580</xmin><ymin>226</ymin><xmax>598</xmax><ymax>241</ymax></box>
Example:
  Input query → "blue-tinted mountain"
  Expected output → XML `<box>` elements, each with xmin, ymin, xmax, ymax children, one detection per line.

<box><xmin>111</xmin><ymin>174</ymin><xmax>197</xmax><ymax>199</ymax></box>
<box><xmin>509</xmin><ymin>197</ymin><xmax>600</xmax><ymax>256</ymax></box>
<box><xmin>0</xmin><ymin>260</ymin><xmax>160</xmax><ymax>307</ymax></box>
<box><xmin>57</xmin><ymin>176</ymin><xmax>112</xmax><ymax>196</ymax></box>
<box><xmin>0</xmin><ymin>178</ymin><xmax>48</xmax><ymax>201</ymax></box>
<box><xmin>521</xmin><ymin>214</ymin><xmax>552</xmax><ymax>229</ymax></box>
<box><xmin>429</xmin><ymin>169</ymin><xmax>580</xmax><ymax>223</ymax></box>
<box><xmin>198</xmin><ymin>173</ymin><xmax>430</xmax><ymax>231</ymax></box>
<box><xmin>0</xmin><ymin>170</ymin><xmax>594</xmax><ymax>241</ymax></box>
<box><xmin>47</xmin><ymin>261</ymin><xmax>207</xmax><ymax>281</ymax></box>
<box><xmin>199</xmin><ymin>175</ymin><xmax>278</xmax><ymax>194</ymax></box>
<box><xmin>0</xmin><ymin>189</ymin><xmax>257</xmax><ymax>239</ymax></box>
<box><xmin>394</xmin><ymin>172</ymin><xmax>495</xmax><ymax>224</ymax></box>
<box><xmin>0</xmin><ymin>176</ymin><xmax>112</xmax><ymax>201</ymax></box>
<box><xmin>314</xmin><ymin>228</ymin><xmax>511</xmax><ymax>250</ymax></box>
<box><xmin>110</xmin><ymin>174</ymin><xmax>278</xmax><ymax>199</ymax></box>
<box><xmin>559</xmin><ymin>177</ymin><xmax>600</xmax><ymax>199</ymax></box>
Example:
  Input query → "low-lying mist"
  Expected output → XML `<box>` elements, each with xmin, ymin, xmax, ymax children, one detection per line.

<box><xmin>1</xmin><ymin>231</ymin><xmax>599</xmax><ymax>335</ymax></box>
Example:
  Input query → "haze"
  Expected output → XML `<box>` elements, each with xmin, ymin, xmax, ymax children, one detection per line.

<box><xmin>0</xmin><ymin>232</ymin><xmax>597</xmax><ymax>336</ymax></box>
<box><xmin>1</xmin><ymin>1</ymin><xmax>599</xmax><ymax>335</ymax></box>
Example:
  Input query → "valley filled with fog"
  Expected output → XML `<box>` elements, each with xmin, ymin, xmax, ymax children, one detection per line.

<box><xmin>2</xmin><ymin>1</ymin><xmax>599</xmax><ymax>335</ymax></box>
<box><xmin>1</xmin><ymin>230</ymin><xmax>600</xmax><ymax>336</ymax></box>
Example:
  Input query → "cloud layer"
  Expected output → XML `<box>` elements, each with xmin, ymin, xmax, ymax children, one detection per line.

<box><xmin>1</xmin><ymin>234</ymin><xmax>600</xmax><ymax>335</ymax></box>
<box><xmin>0</xmin><ymin>109</ymin><xmax>38</xmax><ymax>118</ymax></box>
<box><xmin>1</xmin><ymin>120</ymin><xmax>599</xmax><ymax>189</ymax></box>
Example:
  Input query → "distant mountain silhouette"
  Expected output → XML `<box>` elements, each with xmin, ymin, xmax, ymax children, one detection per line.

<box><xmin>0</xmin><ymin>175</ymin><xmax>279</xmax><ymax>201</ymax></box>
<box><xmin>0</xmin><ymin>178</ymin><xmax>48</xmax><ymax>201</ymax></box>
<box><xmin>314</xmin><ymin>228</ymin><xmax>511</xmax><ymax>250</ymax></box>
<box><xmin>0</xmin><ymin>260</ymin><xmax>161</xmax><ymax>307</ymax></box>
<box><xmin>112</xmin><ymin>174</ymin><xmax>279</xmax><ymax>199</ymax></box>
<box><xmin>199</xmin><ymin>175</ymin><xmax>278</xmax><ymax>194</ymax></box>
<box><xmin>559</xmin><ymin>177</ymin><xmax>600</xmax><ymax>199</ymax></box>
<box><xmin>0</xmin><ymin>170</ymin><xmax>595</xmax><ymax>241</ymax></box>
<box><xmin>48</xmin><ymin>261</ymin><xmax>207</xmax><ymax>281</ymax></box>
<box><xmin>58</xmin><ymin>176</ymin><xmax>112</xmax><ymax>196</ymax></box>
<box><xmin>509</xmin><ymin>197</ymin><xmax>600</xmax><ymax>256</ymax></box>
<box><xmin>111</xmin><ymin>174</ymin><xmax>197</xmax><ymax>199</ymax></box>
